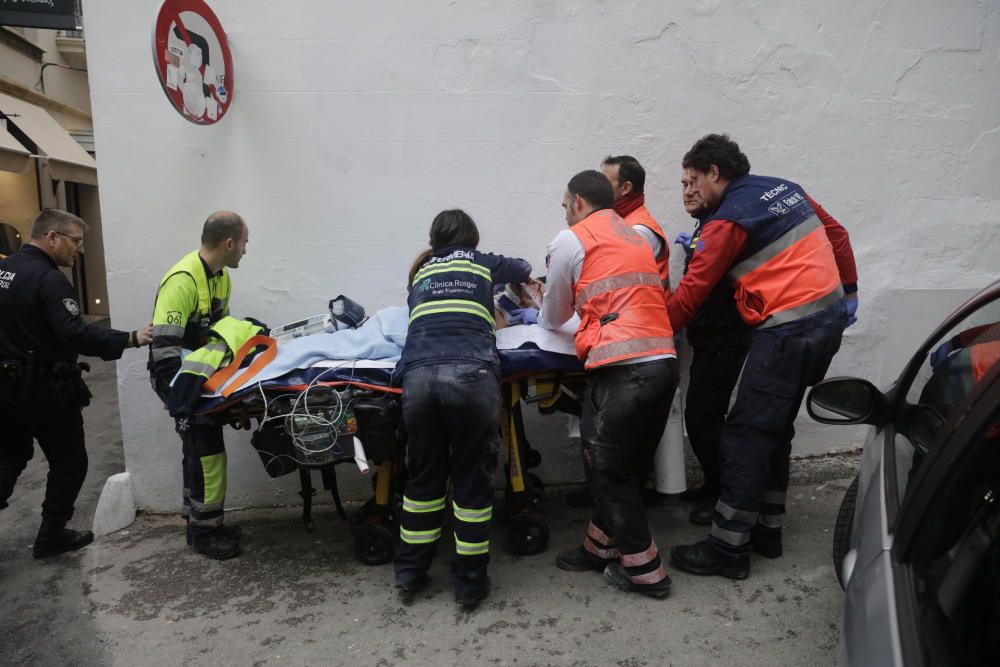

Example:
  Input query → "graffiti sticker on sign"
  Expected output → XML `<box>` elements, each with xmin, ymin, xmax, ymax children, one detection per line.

<box><xmin>151</xmin><ymin>0</ymin><xmax>233</xmax><ymax>125</ymax></box>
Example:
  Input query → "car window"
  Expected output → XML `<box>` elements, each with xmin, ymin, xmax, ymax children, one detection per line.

<box><xmin>890</xmin><ymin>297</ymin><xmax>1000</xmax><ymax>504</ymax></box>
<box><xmin>904</xmin><ymin>400</ymin><xmax>1000</xmax><ymax>666</ymax></box>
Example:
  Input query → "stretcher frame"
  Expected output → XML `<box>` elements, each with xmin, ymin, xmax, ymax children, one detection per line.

<box><xmin>204</xmin><ymin>361</ymin><xmax>586</xmax><ymax>565</ymax></box>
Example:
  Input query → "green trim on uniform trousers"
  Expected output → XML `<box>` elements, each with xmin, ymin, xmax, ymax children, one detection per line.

<box><xmin>455</xmin><ymin>537</ymin><xmax>489</xmax><ymax>556</ymax></box>
<box><xmin>452</xmin><ymin>501</ymin><xmax>492</xmax><ymax>523</ymax></box>
<box><xmin>200</xmin><ymin>452</ymin><xmax>227</xmax><ymax>506</ymax></box>
<box><xmin>402</xmin><ymin>495</ymin><xmax>447</xmax><ymax>514</ymax></box>
<box><xmin>400</xmin><ymin>527</ymin><xmax>442</xmax><ymax>544</ymax></box>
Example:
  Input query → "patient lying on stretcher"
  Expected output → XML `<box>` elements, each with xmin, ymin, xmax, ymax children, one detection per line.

<box><xmin>494</xmin><ymin>278</ymin><xmax>545</xmax><ymax>329</ymax></box>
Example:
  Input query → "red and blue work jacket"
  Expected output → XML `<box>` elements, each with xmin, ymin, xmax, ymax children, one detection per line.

<box><xmin>714</xmin><ymin>175</ymin><xmax>844</xmax><ymax>328</ymax></box>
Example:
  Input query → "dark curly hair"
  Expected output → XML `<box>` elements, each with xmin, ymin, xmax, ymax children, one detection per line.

<box><xmin>682</xmin><ymin>133</ymin><xmax>751</xmax><ymax>181</ymax></box>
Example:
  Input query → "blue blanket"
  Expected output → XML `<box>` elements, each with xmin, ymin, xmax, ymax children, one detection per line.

<box><xmin>209</xmin><ymin>306</ymin><xmax>408</xmax><ymax>396</ymax></box>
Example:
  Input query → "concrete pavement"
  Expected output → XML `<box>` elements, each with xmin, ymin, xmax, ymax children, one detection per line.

<box><xmin>2</xmin><ymin>359</ymin><xmax>857</xmax><ymax>666</ymax></box>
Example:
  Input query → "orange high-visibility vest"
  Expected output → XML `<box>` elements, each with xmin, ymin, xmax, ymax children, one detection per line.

<box><xmin>624</xmin><ymin>205</ymin><xmax>671</xmax><ymax>292</ymax></box>
<box><xmin>718</xmin><ymin>176</ymin><xmax>844</xmax><ymax>327</ymax></box>
<box><xmin>570</xmin><ymin>209</ymin><xmax>675</xmax><ymax>369</ymax></box>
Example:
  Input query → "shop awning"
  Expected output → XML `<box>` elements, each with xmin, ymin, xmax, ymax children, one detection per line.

<box><xmin>0</xmin><ymin>121</ymin><xmax>31</xmax><ymax>174</ymax></box>
<box><xmin>0</xmin><ymin>92</ymin><xmax>97</xmax><ymax>185</ymax></box>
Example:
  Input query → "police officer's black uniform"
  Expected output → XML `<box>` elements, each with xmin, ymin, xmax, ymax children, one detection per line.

<box><xmin>0</xmin><ymin>245</ymin><xmax>131</xmax><ymax>558</ymax></box>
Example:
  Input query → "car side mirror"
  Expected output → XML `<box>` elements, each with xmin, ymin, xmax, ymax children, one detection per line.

<box><xmin>807</xmin><ymin>377</ymin><xmax>889</xmax><ymax>426</ymax></box>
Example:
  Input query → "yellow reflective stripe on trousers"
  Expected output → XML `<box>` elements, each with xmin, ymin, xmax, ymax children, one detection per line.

<box><xmin>452</xmin><ymin>501</ymin><xmax>492</xmax><ymax>523</ymax></box>
<box><xmin>409</xmin><ymin>300</ymin><xmax>495</xmax><ymax>329</ymax></box>
<box><xmin>402</xmin><ymin>495</ymin><xmax>447</xmax><ymax>513</ymax></box>
<box><xmin>414</xmin><ymin>260</ymin><xmax>491</xmax><ymax>282</ymax></box>
<box><xmin>455</xmin><ymin>537</ymin><xmax>489</xmax><ymax>556</ymax></box>
<box><xmin>200</xmin><ymin>452</ymin><xmax>227</xmax><ymax>506</ymax></box>
<box><xmin>400</xmin><ymin>527</ymin><xmax>442</xmax><ymax>544</ymax></box>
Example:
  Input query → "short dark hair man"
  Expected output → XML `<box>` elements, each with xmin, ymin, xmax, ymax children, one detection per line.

<box><xmin>534</xmin><ymin>170</ymin><xmax>679</xmax><ymax>598</ymax></box>
<box><xmin>601</xmin><ymin>155</ymin><xmax>671</xmax><ymax>291</ymax></box>
<box><xmin>149</xmin><ymin>210</ymin><xmax>248</xmax><ymax>560</ymax></box>
<box><xmin>667</xmin><ymin>134</ymin><xmax>858</xmax><ymax>580</ymax></box>
<box><xmin>0</xmin><ymin>209</ymin><xmax>152</xmax><ymax>558</ymax></box>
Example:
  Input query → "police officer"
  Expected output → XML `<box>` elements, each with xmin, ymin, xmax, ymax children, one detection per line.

<box><xmin>148</xmin><ymin>211</ymin><xmax>248</xmax><ymax>560</ymax></box>
<box><xmin>673</xmin><ymin>179</ymin><xmax>752</xmax><ymax>526</ymax></box>
<box><xmin>0</xmin><ymin>209</ymin><xmax>152</xmax><ymax>559</ymax></box>
<box><xmin>667</xmin><ymin>134</ymin><xmax>858</xmax><ymax>579</ymax></box>
<box><xmin>527</xmin><ymin>171</ymin><xmax>679</xmax><ymax>598</ymax></box>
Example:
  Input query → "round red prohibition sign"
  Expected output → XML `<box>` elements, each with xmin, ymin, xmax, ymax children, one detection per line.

<box><xmin>152</xmin><ymin>0</ymin><xmax>234</xmax><ymax>125</ymax></box>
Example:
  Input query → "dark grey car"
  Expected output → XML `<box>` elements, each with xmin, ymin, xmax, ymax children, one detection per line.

<box><xmin>807</xmin><ymin>281</ymin><xmax>1000</xmax><ymax>666</ymax></box>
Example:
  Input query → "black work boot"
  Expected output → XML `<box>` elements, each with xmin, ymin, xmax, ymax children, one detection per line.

<box><xmin>751</xmin><ymin>531</ymin><xmax>783</xmax><ymax>559</ymax></box>
<box><xmin>556</xmin><ymin>546</ymin><xmax>608</xmax><ymax>572</ymax></box>
<box><xmin>33</xmin><ymin>521</ymin><xmax>94</xmax><ymax>559</ymax></box>
<box><xmin>395</xmin><ymin>572</ymin><xmax>431</xmax><ymax>594</ymax></box>
<box><xmin>455</xmin><ymin>577</ymin><xmax>490</xmax><ymax>611</ymax></box>
<box><xmin>670</xmin><ymin>539</ymin><xmax>750</xmax><ymax>580</ymax></box>
<box><xmin>688</xmin><ymin>497</ymin><xmax>718</xmax><ymax>526</ymax></box>
<box><xmin>603</xmin><ymin>562</ymin><xmax>672</xmax><ymax>599</ymax></box>
<box><xmin>186</xmin><ymin>524</ymin><xmax>242</xmax><ymax>546</ymax></box>
<box><xmin>190</xmin><ymin>528</ymin><xmax>241</xmax><ymax>560</ymax></box>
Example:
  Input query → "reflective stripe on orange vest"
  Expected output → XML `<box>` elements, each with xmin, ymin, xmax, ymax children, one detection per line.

<box><xmin>571</xmin><ymin>209</ymin><xmax>675</xmax><ymax>369</ymax></box>
<box><xmin>727</xmin><ymin>214</ymin><xmax>844</xmax><ymax>327</ymax></box>
<box><xmin>576</xmin><ymin>271</ymin><xmax>663</xmax><ymax>309</ymax></box>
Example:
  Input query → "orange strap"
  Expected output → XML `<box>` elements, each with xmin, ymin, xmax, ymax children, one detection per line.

<box><xmin>203</xmin><ymin>335</ymin><xmax>278</xmax><ymax>397</ymax></box>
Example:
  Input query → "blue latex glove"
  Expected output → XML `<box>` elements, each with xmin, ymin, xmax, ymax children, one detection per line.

<box><xmin>930</xmin><ymin>340</ymin><xmax>954</xmax><ymax>369</ymax></box>
<box><xmin>673</xmin><ymin>232</ymin><xmax>692</xmax><ymax>247</ymax></box>
<box><xmin>508</xmin><ymin>307</ymin><xmax>539</xmax><ymax>325</ymax></box>
<box><xmin>845</xmin><ymin>296</ymin><xmax>858</xmax><ymax>327</ymax></box>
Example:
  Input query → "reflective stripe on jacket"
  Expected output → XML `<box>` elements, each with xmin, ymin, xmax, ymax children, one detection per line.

<box><xmin>398</xmin><ymin>246</ymin><xmax>531</xmax><ymax>376</ymax></box>
<box><xmin>624</xmin><ymin>205</ymin><xmax>671</xmax><ymax>291</ymax></box>
<box><xmin>716</xmin><ymin>175</ymin><xmax>844</xmax><ymax>328</ymax></box>
<box><xmin>177</xmin><ymin>317</ymin><xmax>263</xmax><ymax>381</ymax></box>
<box><xmin>149</xmin><ymin>251</ymin><xmax>232</xmax><ymax>398</ymax></box>
<box><xmin>168</xmin><ymin>316</ymin><xmax>264</xmax><ymax>416</ymax></box>
<box><xmin>570</xmin><ymin>209</ymin><xmax>675</xmax><ymax>369</ymax></box>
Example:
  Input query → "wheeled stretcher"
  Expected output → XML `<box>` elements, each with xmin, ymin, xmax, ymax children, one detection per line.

<box><xmin>198</xmin><ymin>344</ymin><xmax>585</xmax><ymax>566</ymax></box>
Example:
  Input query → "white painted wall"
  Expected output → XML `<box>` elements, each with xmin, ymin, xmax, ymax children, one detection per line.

<box><xmin>83</xmin><ymin>0</ymin><xmax>1000</xmax><ymax>511</ymax></box>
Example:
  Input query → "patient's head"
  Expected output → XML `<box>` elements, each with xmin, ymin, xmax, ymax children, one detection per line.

<box><xmin>429</xmin><ymin>209</ymin><xmax>479</xmax><ymax>250</ymax></box>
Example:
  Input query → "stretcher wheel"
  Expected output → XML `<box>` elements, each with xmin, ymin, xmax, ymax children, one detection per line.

<box><xmin>525</xmin><ymin>449</ymin><xmax>542</xmax><ymax>469</ymax></box>
<box><xmin>353</xmin><ymin>523</ymin><xmax>396</xmax><ymax>566</ymax></box>
<box><xmin>508</xmin><ymin>513</ymin><xmax>549</xmax><ymax>556</ymax></box>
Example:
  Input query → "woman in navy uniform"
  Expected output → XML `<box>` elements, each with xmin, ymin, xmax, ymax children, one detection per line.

<box><xmin>394</xmin><ymin>209</ymin><xmax>531</xmax><ymax>608</ymax></box>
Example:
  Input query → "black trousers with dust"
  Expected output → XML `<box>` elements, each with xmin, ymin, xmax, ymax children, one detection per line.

<box><xmin>394</xmin><ymin>362</ymin><xmax>500</xmax><ymax>599</ymax></box>
<box><xmin>581</xmin><ymin>358</ymin><xmax>679</xmax><ymax>584</ymax></box>
<box><xmin>0</xmin><ymin>400</ymin><xmax>86</xmax><ymax>524</ymax></box>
